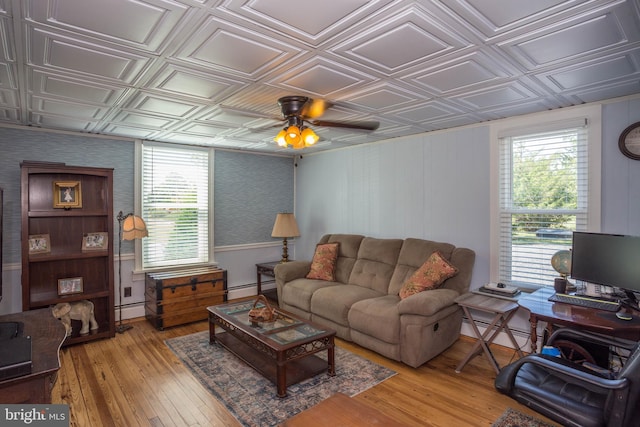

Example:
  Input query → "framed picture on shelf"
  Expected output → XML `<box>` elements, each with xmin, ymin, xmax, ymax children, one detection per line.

<box><xmin>58</xmin><ymin>277</ymin><xmax>83</xmax><ymax>296</ymax></box>
<box><xmin>28</xmin><ymin>234</ymin><xmax>51</xmax><ymax>254</ymax></box>
<box><xmin>82</xmin><ymin>232</ymin><xmax>108</xmax><ymax>251</ymax></box>
<box><xmin>53</xmin><ymin>181</ymin><xmax>82</xmax><ymax>208</ymax></box>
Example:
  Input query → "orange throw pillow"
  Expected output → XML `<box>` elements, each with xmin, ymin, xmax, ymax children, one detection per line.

<box><xmin>306</xmin><ymin>243</ymin><xmax>339</xmax><ymax>281</ymax></box>
<box><xmin>399</xmin><ymin>251</ymin><xmax>458</xmax><ymax>299</ymax></box>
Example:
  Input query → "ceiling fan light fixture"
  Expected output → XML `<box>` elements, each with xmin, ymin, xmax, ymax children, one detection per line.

<box><xmin>301</xmin><ymin>127</ymin><xmax>319</xmax><ymax>146</ymax></box>
<box><xmin>284</xmin><ymin>125</ymin><xmax>301</xmax><ymax>146</ymax></box>
<box><xmin>274</xmin><ymin>129</ymin><xmax>287</xmax><ymax>147</ymax></box>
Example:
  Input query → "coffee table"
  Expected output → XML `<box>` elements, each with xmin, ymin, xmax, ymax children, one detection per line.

<box><xmin>207</xmin><ymin>301</ymin><xmax>336</xmax><ymax>397</ymax></box>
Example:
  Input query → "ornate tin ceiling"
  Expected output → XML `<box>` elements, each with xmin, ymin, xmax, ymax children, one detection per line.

<box><xmin>0</xmin><ymin>0</ymin><xmax>639</xmax><ymax>154</ymax></box>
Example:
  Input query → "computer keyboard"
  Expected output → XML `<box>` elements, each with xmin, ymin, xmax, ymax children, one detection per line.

<box><xmin>548</xmin><ymin>293</ymin><xmax>621</xmax><ymax>312</ymax></box>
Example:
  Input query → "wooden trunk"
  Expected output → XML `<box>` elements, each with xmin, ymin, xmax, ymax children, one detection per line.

<box><xmin>145</xmin><ymin>267</ymin><xmax>227</xmax><ymax>330</ymax></box>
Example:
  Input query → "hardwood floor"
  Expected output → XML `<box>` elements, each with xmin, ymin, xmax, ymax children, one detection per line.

<box><xmin>52</xmin><ymin>317</ymin><xmax>559</xmax><ymax>427</ymax></box>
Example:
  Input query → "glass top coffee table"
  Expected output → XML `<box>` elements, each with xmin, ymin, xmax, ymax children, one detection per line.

<box><xmin>207</xmin><ymin>300</ymin><xmax>336</xmax><ymax>397</ymax></box>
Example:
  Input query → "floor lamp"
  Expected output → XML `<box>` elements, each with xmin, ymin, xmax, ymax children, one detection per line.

<box><xmin>117</xmin><ymin>211</ymin><xmax>148</xmax><ymax>334</ymax></box>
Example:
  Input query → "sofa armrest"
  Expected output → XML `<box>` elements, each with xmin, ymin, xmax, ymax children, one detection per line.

<box><xmin>274</xmin><ymin>261</ymin><xmax>312</xmax><ymax>305</ymax></box>
<box><xmin>397</xmin><ymin>288</ymin><xmax>460</xmax><ymax>316</ymax></box>
<box><xmin>274</xmin><ymin>261</ymin><xmax>311</xmax><ymax>282</ymax></box>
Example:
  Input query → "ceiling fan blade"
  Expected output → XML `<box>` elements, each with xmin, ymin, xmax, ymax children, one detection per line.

<box><xmin>219</xmin><ymin>105</ymin><xmax>282</xmax><ymax>121</ymax></box>
<box><xmin>309</xmin><ymin>120</ymin><xmax>379</xmax><ymax>131</ymax></box>
<box><xmin>300</xmin><ymin>98</ymin><xmax>333</xmax><ymax>119</ymax></box>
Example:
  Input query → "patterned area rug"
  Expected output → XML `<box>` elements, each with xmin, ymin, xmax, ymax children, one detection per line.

<box><xmin>166</xmin><ymin>331</ymin><xmax>396</xmax><ymax>427</ymax></box>
<box><xmin>493</xmin><ymin>407</ymin><xmax>557</xmax><ymax>427</ymax></box>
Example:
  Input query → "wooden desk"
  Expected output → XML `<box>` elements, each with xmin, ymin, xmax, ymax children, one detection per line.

<box><xmin>0</xmin><ymin>308</ymin><xmax>66</xmax><ymax>403</ymax></box>
<box><xmin>518</xmin><ymin>287</ymin><xmax>640</xmax><ymax>353</ymax></box>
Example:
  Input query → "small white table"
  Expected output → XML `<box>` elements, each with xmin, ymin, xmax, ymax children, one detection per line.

<box><xmin>454</xmin><ymin>292</ymin><xmax>524</xmax><ymax>374</ymax></box>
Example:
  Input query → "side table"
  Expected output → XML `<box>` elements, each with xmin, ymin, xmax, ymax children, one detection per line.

<box><xmin>455</xmin><ymin>292</ymin><xmax>524</xmax><ymax>374</ymax></box>
<box><xmin>256</xmin><ymin>261</ymin><xmax>282</xmax><ymax>301</ymax></box>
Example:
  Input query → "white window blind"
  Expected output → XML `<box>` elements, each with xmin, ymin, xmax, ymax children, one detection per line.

<box><xmin>141</xmin><ymin>143</ymin><xmax>210</xmax><ymax>269</ymax></box>
<box><xmin>499</xmin><ymin>125</ymin><xmax>588</xmax><ymax>286</ymax></box>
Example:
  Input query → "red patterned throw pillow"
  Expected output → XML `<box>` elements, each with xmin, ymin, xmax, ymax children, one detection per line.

<box><xmin>306</xmin><ymin>243</ymin><xmax>340</xmax><ymax>281</ymax></box>
<box><xmin>399</xmin><ymin>251</ymin><xmax>458</xmax><ymax>299</ymax></box>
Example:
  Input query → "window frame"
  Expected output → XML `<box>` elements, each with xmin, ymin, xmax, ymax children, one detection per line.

<box><xmin>133</xmin><ymin>141</ymin><xmax>216</xmax><ymax>272</ymax></box>
<box><xmin>489</xmin><ymin>105</ymin><xmax>602</xmax><ymax>289</ymax></box>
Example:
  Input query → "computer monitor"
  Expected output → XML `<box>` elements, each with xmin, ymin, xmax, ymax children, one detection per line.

<box><xmin>571</xmin><ymin>232</ymin><xmax>640</xmax><ymax>304</ymax></box>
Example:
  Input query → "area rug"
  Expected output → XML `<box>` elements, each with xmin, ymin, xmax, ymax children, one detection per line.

<box><xmin>493</xmin><ymin>407</ymin><xmax>557</xmax><ymax>427</ymax></box>
<box><xmin>166</xmin><ymin>331</ymin><xmax>396</xmax><ymax>427</ymax></box>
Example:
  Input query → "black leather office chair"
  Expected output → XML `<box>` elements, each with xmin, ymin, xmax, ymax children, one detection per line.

<box><xmin>495</xmin><ymin>328</ymin><xmax>640</xmax><ymax>427</ymax></box>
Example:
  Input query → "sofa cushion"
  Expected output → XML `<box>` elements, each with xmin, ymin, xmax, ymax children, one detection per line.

<box><xmin>306</xmin><ymin>243</ymin><xmax>339</xmax><ymax>281</ymax></box>
<box><xmin>349</xmin><ymin>295</ymin><xmax>401</xmax><ymax>344</ymax></box>
<box><xmin>389</xmin><ymin>238</ymin><xmax>456</xmax><ymax>295</ymax></box>
<box><xmin>399</xmin><ymin>251</ymin><xmax>458</xmax><ymax>299</ymax></box>
<box><xmin>281</xmin><ymin>278</ymin><xmax>340</xmax><ymax>311</ymax></box>
<box><xmin>349</xmin><ymin>237</ymin><xmax>403</xmax><ymax>293</ymax></box>
<box><xmin>311</xmin><ymin>285</ymin><xmax>382</xmax><ymax>327</ymax></box>
<box><xmin>319</xmin><ymin>234</ymin><xmax>365</xmax><ymax>284</ymax></box>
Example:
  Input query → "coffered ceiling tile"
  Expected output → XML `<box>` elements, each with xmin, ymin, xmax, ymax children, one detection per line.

<box><xmin>0</xmin><ymin>15</ymin><xmax>13</xmax><ymax>61</ymax></box>
<box><xmin>30</xmin><ymin>70</ymin><xmax>126</xmax><ymax>104</ymax></box>
<box><xmin>0</xmin><ymin>88</ymin><xmax>17</xmax><ymax>107</ymax></box>
<box><xmin>32</xmin><ymin>97</ymin><xmax>106</xmax><ymax>119</ymax></box>
<box><xmin>502</xmin><ymin>9</ymin><xmax>633</xmax><ymax>68</ymax></box>
<box><xmin>409</xmin><ymin>51</ymin><xmax>511</xmax><ymax>94</ymax></box>
<box><xmin>272</xmin><ymin>56</ymin><xmax>373</xmax><ymax>97</ymax></box>
<box><xmin>445</xmin><ymin>0</ymin><xmax>587</xmax><ymax>39</ymax></box>
<box><xmin>222</xmin><ymin>0</ymin><xmax>393</xmax><ymax>45</ymax></box>
<box><xmin>124</xmin><ymin>93</ymin><xmax>202</xmax><ymax>118</ymax></box>
<box><xmin>0</xmin><ymin>63</ymin><xmax>15</xmax><ymax>89</ymax></box>
<box><xmin>455</xmin><ymin>82</ymin><xmax>539</xmax><ymax>109</ymax></box>
<box><xmin>174</xmin><ymin>121</ymin><xmax>236</xmax><ymax>137</ymax></box>
<box><xmin>112</xmin><ymin>111</ymin><xmax>178</xmax><ymax>129</ymax></box>
<box><xmin>346</xmin><ymin>85</ymin><xmax>418</xmax><ymax>110</ymax></box>
<box><xmin>173</xmin><ymin>16</ymin><xmax>302</xmax><ymax>77</ymax></box>
<box><xmin>30</xmin><ymin>113</ymin><xmax>97</xmax><ymax>131</ymax></box>
<box><xmin>102</xmin><ymin>123</ymin><xmax>162</xmax><ymax>139</ymax></box>
<box><xmin>0</xmin><ymin>107</ymin><xmax>19</xmax><ymax>121</ymax></box>
<box><xmin>332</xmin><ymin>5</ymin><xmax>470</xmax><ymax>73</ymax></box>
<box><xmin>28</xmin><ymin>27</ymin><xmax>151</xmax><ymax>82</ymax></box>
<box><xmin>145</xmin><ymin>63</ymin><xmax>245</xmax><ymax>101</ymax></box>
<box><xmin>565</xmin><ymin>80</ymin><xmax>640</xmax><ymax>104</ymax></box>
<box><xmin>395</xmin><ymin>101</ymin><xmax>463</xmax><ymax>123</ymax></box>
<box><xmin>538</xmin><ymin>53</ymin><xmax>640</xmax><ymax>92</ymax></box>
<box><xmin>25</xmin><ymin>0</ymin><xmax>189</xmax><ymax>52</ymax></box>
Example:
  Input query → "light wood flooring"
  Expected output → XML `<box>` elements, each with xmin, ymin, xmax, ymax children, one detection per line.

<box><xmin>51</xmin><ymin>316</ymin><xmax>559</xmax><ymax>427</ymax></box>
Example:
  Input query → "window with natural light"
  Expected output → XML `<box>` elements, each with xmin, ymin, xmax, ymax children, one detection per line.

<box><xmin>141</xmin><ymin>143</ymin><xmax>212</xmax><ymax>269</ymax></box>
<box><xmin>498</xmin><ymin>125</ymin><xmax>589</xmax><ymax>287</ymax></box>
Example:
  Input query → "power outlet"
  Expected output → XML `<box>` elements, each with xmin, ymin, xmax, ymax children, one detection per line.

<box><xmin>124</xmin><ymin>287</ymin><xmax>132</xmax><ymax>297</ymax></box>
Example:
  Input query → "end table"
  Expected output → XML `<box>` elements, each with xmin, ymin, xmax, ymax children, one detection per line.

<box><xmin>454</xmin><ymin>292</ymin><xmax>524</xmax><ymax>374</ymax></box>
<box><xmin>256</xmin><ymin>261</ymin><xmax>283</xmax><ymax>301</ymax></box>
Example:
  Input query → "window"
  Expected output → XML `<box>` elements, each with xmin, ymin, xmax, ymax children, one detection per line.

<box><xmin>493</xmin><ymin>107</ymin><xmax>601</xmax><ymax>287</ymax></box>
<box><xmin>140</xmin><ymin>142</ymin><xmax>213</xmax><ymax>269</ymax></box>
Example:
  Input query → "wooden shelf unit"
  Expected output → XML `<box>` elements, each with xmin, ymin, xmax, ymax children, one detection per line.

<box><xmin>21</xmin><ymin>162</ymin><xmax>115</xmax><ymax>345</ymax></box>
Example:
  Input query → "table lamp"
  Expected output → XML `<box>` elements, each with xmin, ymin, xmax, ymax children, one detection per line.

<box><xmin>271</xmin><ymin>213</ymin><xmax>299</xmax><ymax>263</ymax></box>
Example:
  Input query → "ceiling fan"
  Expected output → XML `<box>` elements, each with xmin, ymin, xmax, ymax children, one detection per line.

<box><xmin>275</xmin><ymin>96</ymin><xmax>379</xmax><ymax>148</ymax></box>
<box><xmin>225</xmin><ymin>96</ymin><xmax>380</xmax><ymax>149</ymax></box>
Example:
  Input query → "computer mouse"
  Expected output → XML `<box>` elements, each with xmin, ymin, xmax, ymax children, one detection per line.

<box><xmin>616</xmin><ymin>311</ymin><xmax>633</xmax><ymax>321</ymax></box>
<box><xmin>497</xmin><ymin>282</ymin><xmax>505</xmax><ymax>288</ymax></box>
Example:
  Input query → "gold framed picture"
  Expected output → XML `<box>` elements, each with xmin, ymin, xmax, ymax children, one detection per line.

<box><xmin>82</xmin><ymin>232</ymin><xmax>108</xmax><ymax>251</ymax></box>
<box><xmin>53</xmin><ymin>181</ymin><xmax>82</xmax><ymax>208</ymax></box>
<box><xmin>28</xmin><ymin>234</ymin><xmax>51</xmax><ymax>254</ymax></box>
<box><xmin>58</xmin><ymin>277</ymin><xmax>83</xmax><ymax>296</ymax></box>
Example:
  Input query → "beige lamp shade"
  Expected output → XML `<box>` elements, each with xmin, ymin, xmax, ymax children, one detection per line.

<box><xmin>271</xmin><ymin>213</ymin><xmax>300</xmax><ymax>238</ymax></box>
<box><xmin>122</xmin><ymin>215</ymin><xmax>148</xmax><ymax>240</ymax></box>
